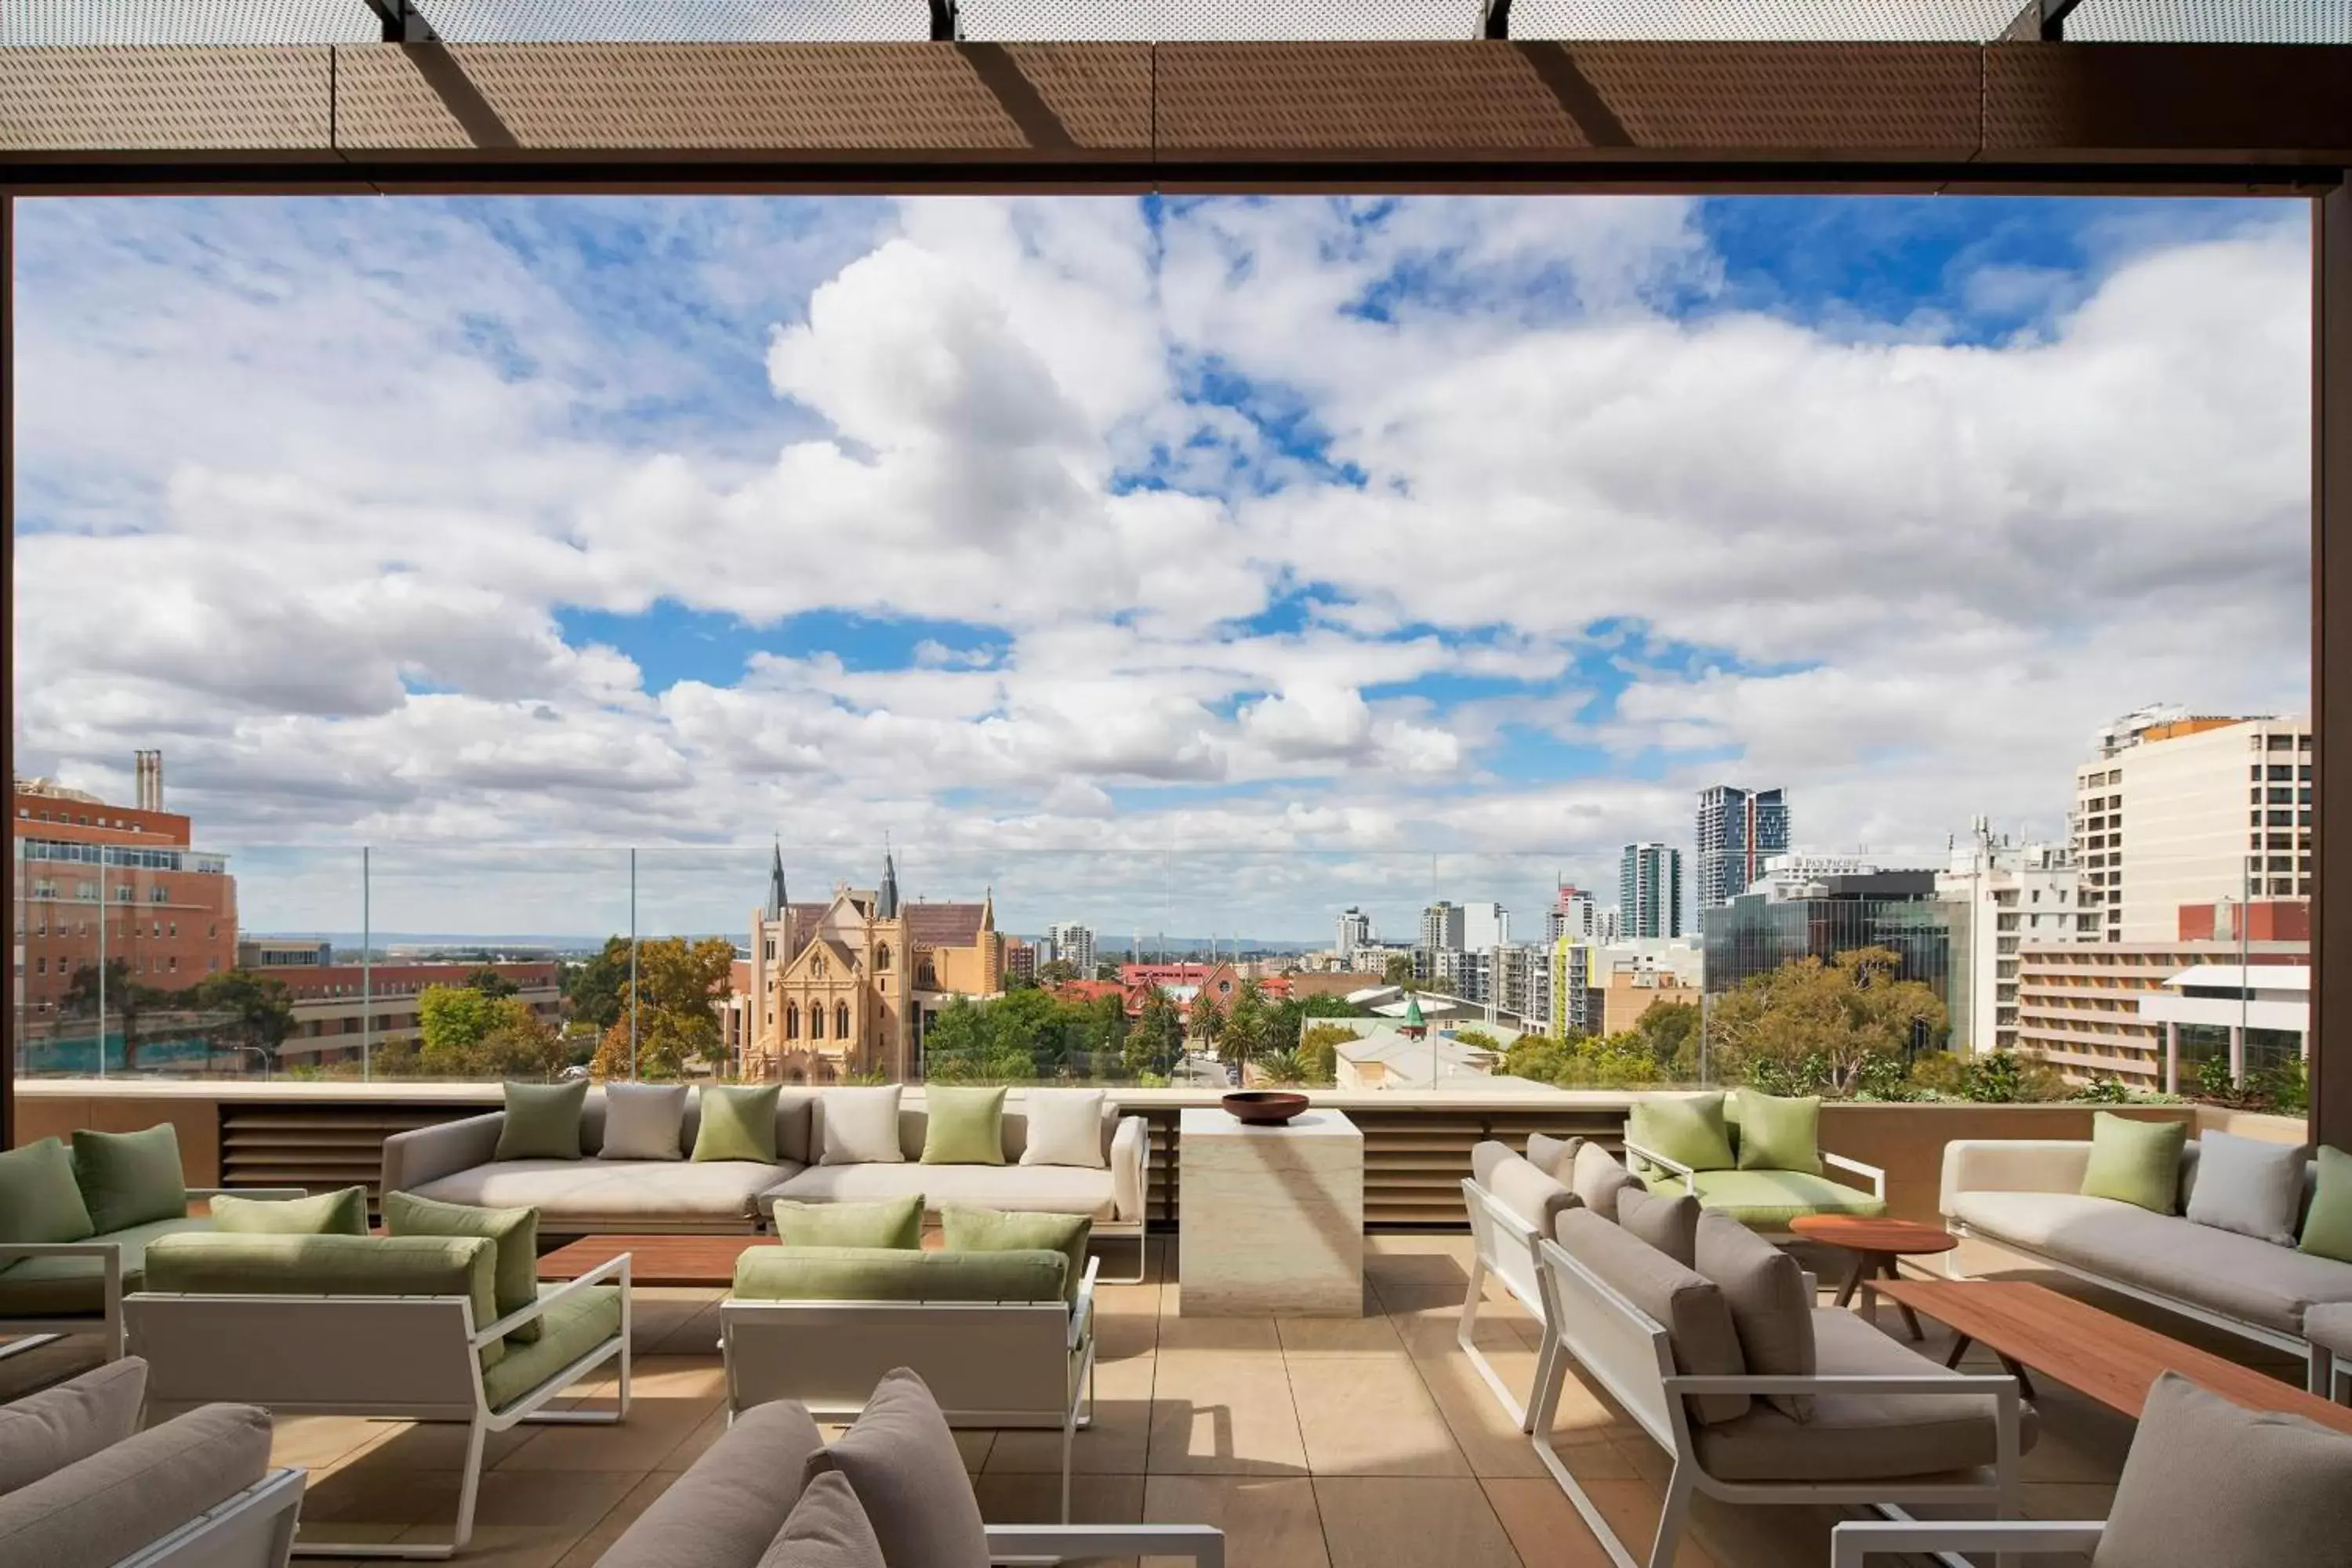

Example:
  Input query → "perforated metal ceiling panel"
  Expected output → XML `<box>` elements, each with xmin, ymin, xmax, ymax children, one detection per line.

<box><xmin>1506</xmin><ymin>0</ymin><xmax>2019</xmax><ymax>40</ymax></box>
<box><xmin>956</xmin><ymin>0</ymin><xmax>1482</xmax><ymax>41</ymax></box>
<box><xmin>2</xmin><ymin>0</ymin><xmax>379</xmax><ymax>45</ymax></box>
<box><xmin>409</xmin><ymin>0</ymin><xmax>927</xmax><ymax>42</ymax></box>
<box><xmin>2067</xmin><ymin>0</ymin><xmax>2350</xmax><ymax>42</ymax></box>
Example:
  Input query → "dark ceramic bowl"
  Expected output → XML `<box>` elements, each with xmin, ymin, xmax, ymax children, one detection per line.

<box><xmin>1221</xmin><ymin>1091</ymin><xmax>1310</xmax><ymax>1126</ymax></box>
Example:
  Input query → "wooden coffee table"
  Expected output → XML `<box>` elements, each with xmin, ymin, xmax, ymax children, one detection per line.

<box><xmin>538</xmin><ymin>1235</ymin><xmax>770</xmax><ymax>1287</ymax></box>
<box><xmin>1875</xmin><ymin>1278</ymin><xmax>2352</xmax><ymax>1434</ymax></box>
<box><xmin>1788</xmin><ymin>1215</ymin><xmax>1958</xmax><ymax>1340</ymax></box>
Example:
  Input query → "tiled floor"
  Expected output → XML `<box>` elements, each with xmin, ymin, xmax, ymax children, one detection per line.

<box><xmin>70</xmin><ymin>1232</ymin><xmax>2323</xmax><ymax>1567</ymax></box>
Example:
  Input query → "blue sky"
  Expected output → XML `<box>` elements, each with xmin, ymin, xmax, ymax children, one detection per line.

<box><xmin>10</xmin><ymin>192</ymin><xmax>2313</xmax><ymax>938</ymax></box>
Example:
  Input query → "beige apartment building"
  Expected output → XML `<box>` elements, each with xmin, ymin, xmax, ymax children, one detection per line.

<box><xmin>2074</xmin><ymin>706</ymin><xmax>2311</xmax><ymax>942</ymax></box>
<box><xmin>2013</xmin><ymin>937</ymin><xmax>2304</xmax><ymax>1089</ymax></box>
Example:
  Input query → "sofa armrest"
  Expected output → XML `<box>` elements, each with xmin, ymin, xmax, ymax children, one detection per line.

<box><xmin>1939</xmin><ymin>1139</ymin><xmax>2091</xmax><ymax>1217</ymax></box>
<box><xmin>1821</xmin><ymin>1149</ymin><xmax>1886</xmax><ymax>1202</ymax></box>
<box><xmin>1110</xmin><ymin>1116</ymin><xmax>1148</xmax><ymax>1223</ymax></box>
<box><xmin>382</xmin><ymin>1112</ymin><xmax>504</xmax><ymax>1196</ymax></box>
<box><xmin>0</xmin><ymin>1242</ymin><xmax>123</xmax><ymax>1323</ymax></box>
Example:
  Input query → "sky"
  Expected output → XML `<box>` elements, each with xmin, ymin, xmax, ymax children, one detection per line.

<box><xmin>9</xmin><ymin>192</ymin><xmax>2314</xmax><ymax>945</ymax></box>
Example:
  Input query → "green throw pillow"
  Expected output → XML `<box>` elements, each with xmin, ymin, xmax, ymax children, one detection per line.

<box><xmin>1733</xmin><ymin>1091</ymin><xmax>1823</xmax><ymax>1176</ymax></box>
<box><xmin>2300</xmin><ymin>1145</ymin><xmax>2352</xmax><ymax>1265</ymax></box>
<box><xmin>1628</xmin><ymin>1093</ymin><xmax>1737</xmax><ymax>1177</ymax></box>
<box><xmin>921</xmin><ymin>1086</ymin><xmax>1007</xmax><ymax>1166</ymax></box>
<box><xmin>771</xmin><ymin>1196</ymin><xmax>924</xmax><ymax>1250</ymax></box>
<box><xmin>211</xmin><ymin>1186</ymin><xmax>369</xmax><ymax>1236</ymax></box>
<box><xmin>0</xmin><ymin>1138</ymin><xmax>95</xmax><ymax>1244</ymax></box>
<box><xmin>941</xmin><ymin>1204</ymin><xmax>1092</xmax><ymax>1304</ymax></box>
<box><xmin>495</xmin><ymin>1080</ymin><xmax>587</xmax><ymax>1162</ymax></box>
<box><xmin>383</xmin><ymin>1189</ymin><xmax>544</xmax><ymax>1344</ymax></box>
<box><xmin>692</xmin><ymin>1083</ymin><xmax>780</xmax><ymax>1163</ymax></box>
<box><xmin>2080</xmin><ymin>1112</ymin><xmax>2188</xmax><ymax>1214</ymax></box>
<box><xmin>71</xmin><ymin>1125</ymin><xmax>187</xmax><ymax>1234</ymax></box>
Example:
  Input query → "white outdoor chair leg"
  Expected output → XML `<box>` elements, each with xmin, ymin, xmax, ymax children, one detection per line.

<box><xmin>1095</xmin><ymin>1228</ymin><xmax>1148</xmax><ymax>1286</ymax></box>
<box><xmin>1648</xmin><ymin>1458</ymin><xmax>1694</xmax><ymax>1568</ymax></box>
<box><xmin>1061</xmin><ymin>1414</ymin><xmax>1075</xmax><ymax>1523</ymax></box>
<box><xmin>295</xmin><ymin>1417</ymin><xmax>485</xmax><ymax>1559</ymax></box>
<box><xmin>1457</xmin><ymin>1252</ymin><xmax>1536</xmax><ymax>1432</ymax></box>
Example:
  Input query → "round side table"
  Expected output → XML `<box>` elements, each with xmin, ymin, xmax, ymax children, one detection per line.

<box><xmin>1788</xmin><ymin>1215</ymin><xmax>1958</xmax><ymax>1340</ymax></box>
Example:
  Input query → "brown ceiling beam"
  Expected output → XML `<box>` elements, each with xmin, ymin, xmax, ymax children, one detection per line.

<box><xmin>2</xmin><ymin>42</ymin><xmax>2348</xmax><ymax>193</ymax></box>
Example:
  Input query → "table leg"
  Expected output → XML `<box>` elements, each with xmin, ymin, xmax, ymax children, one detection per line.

<box><xmin>1996</xmin><ymin>1352</ymin><xmax>2038</xmax><ymax>1401</ymax></box>
<box><xmin>1944</xmin><ymin>1333</ymin><xmax>1973</xmax><ymax>1369</ymax></box>
<box><xmin>1882</xmin><ymin>1258</ymin><xmax>1926</xmax><ymax>1341</ymax></box>
<box><xmin>1834</xmin><ymin>1252</ymin><xmax>1872</xmax><ymax>1308</ymax></box>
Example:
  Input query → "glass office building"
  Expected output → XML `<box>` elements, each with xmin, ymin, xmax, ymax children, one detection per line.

<box><xmin>1700</xmin><ymin>869</ymin><xmax>1967</xmax><ymax>1040</ymax></box>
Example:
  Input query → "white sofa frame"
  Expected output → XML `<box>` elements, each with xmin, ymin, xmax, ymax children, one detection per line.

<box><xmin>1830</xmin><ymin>1519</ymin><xmax>2104</xmax><ymax>1564</ymax></box>
<box><xmin>1940</xmin><ymin>1138</ymin><xmax>2334</xmax><ymax>1395</ymax></box>
<box><xmin>983</xmin><ymin>1524</ymin><xmax>1221</xmax><ymax>1566</ymax></box>
<box><xmin>722</xmin><ymin>1257</ymin><xmax>1099</xmax><ymax>1523</ymax></box>
<box><xmin>1622</xmin><ymin>1142</ymin><xmax>1887</xmax><ymax>1240</ymax></box>
<box><xmin>1528</xmin><ymin>1233</ymin><xmax>2024</xmax><ymax>1568</ymax></box>
<box><xmin>114</xmin><ymin>1465</ymin><xmax>308</xmax><ymax>1568</ymax></box>
<box><xmin>1457</xmin><ymin>1178</ymin><xmax>1562</xmax><ymax>1432</ymax></box>
<box><xmin>0</xmin><ymin>1188</ymin><xmax>308</xmax><ymax>1363</ymax></box>
<box><xmin>124</xmin><ymin>1254</ymin><xmax>633</xmax><ymax>1560</ymax></box>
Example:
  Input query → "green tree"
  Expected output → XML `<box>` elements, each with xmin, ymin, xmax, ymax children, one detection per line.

<box><xmin>1189</xmin><ymin>993</ymin><xmax>1225</xmax><ymax>1056</ymax></box>
<box><xmin>1256</xmin><ymin>1047</ymin><xmax>1311</xmax><ymax>1086</ymax></box>
<box><xmin>591</xmin><ymin>935</ymin><xmax>736</xmax><ymax>1080</ymax></box>
<box><xmin>1094</xmin><ymin>961</ymin><xmax>1121</xmax><ymax>982</ymax></box>
<box><xmin>466</xmin><ymin>966</ymin><xmax>520</xmax><ymax>1000</ymax></box>
<box><xmin>419</xmin><ymin>985</ymin><xmax>501</xmax><ymax>1055</ymax></box>
<box><xmin>1218</xmin><ymin>981</ymin><xmax>1272</xmax><ymax>1067</ymax></box>
<box><xmin>64</xmin><ymin>958</ymin><xmax>174</xmax><ymax>1071</ymax></box>
<box><xmin>1451</xmin><ymin>1025</ymin><xmax>1502</xmax><ymax>1052</ymax></box>
<box><xmin>564</xmin><ymin>938</ymin><xmax>631</xmax><ymax>1031</ymax></box>
<box><xmin>1037</xmin><ymin>959</ymin><xmax>1079</xmax><ymax>986</ymax></box>
<box><xmin>1382</xmin><ymin>953</ymin><xmax>1417</xmax><ymax>988</ymax></box>
<box><xmin>187</xmin><ymin>969</ymin><xmax>298</xmax><ymax>1073</ymax></box>
<box><xmin>1298</xmin><ymin>1021</ymin><xmax>1356</xmax><ymax>1086</ymax></box>
<box><xmin>1630</xmin><ymin>1000</ymin><xmax>1699</xmax><ymax>1068</ymax></box>
<box><xmin>1709</xmin><ymin>946</ymin><xmax>1947</xmax><ymax>1098</ymax></box>
<box><xmin>1127</xmin><ymin>986</ymin><xmax>1183</xmax><ymax>1077</ymax></box>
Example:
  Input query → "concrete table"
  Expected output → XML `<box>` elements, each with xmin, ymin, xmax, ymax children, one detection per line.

<box><xmin>1177</xmin><ymin>1106</ymin><xmax>1363</xmax><ymax>1317</ymax></box>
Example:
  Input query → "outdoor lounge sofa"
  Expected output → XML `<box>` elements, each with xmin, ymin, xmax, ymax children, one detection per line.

<box><xmin>1621</xmin><ymin>1091</ymin><xmax>1888</xmax><ymax>1235</ymax></box>
<box><xmin>122</xmin><ymin>1232</ymin><xmax>631</xmax><ymax>1559</ymax></box>
<box><xmin>596</xmin><ymin>1368</ymin><xmax>1220</xmax><ymax>1568</ymax></box>
<box><xmin>379</xmin><ymin>1087</ymin><xmax>1152</xmax><ymax>1281</ymax></box>
<box><xmin>722</xmin><ymin>1244</ymin><xmax>1100</xmax><ymax>1521</ymax></box>
<box><xmin>1942</xmin><ymin>1136</ymin><xmax>2352</xmax><ymax>1394</ymax></box>
<box><xmin>0</xmin><ymin>1356</ymin><xmax>305</xmax><ymax>1568</ymax></box>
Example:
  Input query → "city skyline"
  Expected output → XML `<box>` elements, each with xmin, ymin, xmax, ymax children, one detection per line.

<box><xmin>13</xmin><ymin>194</ymin><xmax>2312</xmax><ymax>941</ymax></box>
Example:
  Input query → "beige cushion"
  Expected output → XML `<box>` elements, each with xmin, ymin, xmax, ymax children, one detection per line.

<box><xmin>1693</xmin><ymin>1211</ymin><xmax>1813</xmax><ymax>1421</ymax></box>
<box><xmin>0</xmin><ymin>1400</ymin><xmax>271</xmax><ymax>1567</ymax></box>
<box><xmin>1617</xmin><ymin>1186</ymin><xmax>1700</xmax><ymax>1267</ymax></box>
<box><xmin>759</xmin><ymin>1469</ymin><xmax>887</xmax><ymax>1568</ymax></box>
<box><xmin>410</xmin><ymin>1158</ymin><xmax>795</xmax><ymax>1222</ymax></box>
<box><xmin>1018</xmin><ymin>1091</ymin><xmax>1107</xmax><ymax>1169</ymax></box>
<box><xmin>597</xmin><ymin>1399</ymin><xmax>826</xmax><ymax>1568</ymax></box>
<box><xmin>1469</xmin><ymin>1141</ymin><xmax>1514</xmax><ymax>1190</ymax></box>
<box><xmin>1693</xmin><ymin>1308</ymin><xmax>2037</xmax><ymax>1482</ymax></box>
<box><xmin>579</xmin><ymin>1091</ymin><xmax>818</xmax><ymax>1166</ymax></box>
<box><xmin>2093</xmin><ymin>1372</ymin><xmax>2352</xmax><ymax>1568</ymax></box>
<box><xmin>819</xmin><ymin>1088</ymin><xmax>907</xmax><ymax>1167</ymax></box>
<box><xmin>1527</xmin><ymin>1132</ymin><xmax>1583</xmax><ymax>1182</ymax></box>
<box><xmin>808</xmin><ymin>1368</ymin><xmax>989</xmax><ymax>1568</ymax></box>
<box><xmin>1572</xmin><ymin>1142</ymin><xmax>1637</xmax><ymax>1223</ymax></box>
<box><xmin>1951</xmin><ymin>1190</ymin><xmax>2352</xmax><ymax>1334</ymax></box>
<box><xmin>1484</xmin><ymin>1152</ymin><xmax>1578</xmax><ymax>1236</ymax></box>
<box><xmin>2183</xmin><ymin>1131</ymin><xmax>2307</xmax><ymax>1247</ymax></box>
<box><xmin>1555</xmin><ymin>1210</ymin><xmax>1748</xmax><ymax>1425</ymax></box>
<box><xmin>0</xmin><ymin>1356</ymin><xmax>147</xmax><ymax>1494</ymax></box>
<box><xmin>768</xmin><ymin>1161</ymin><xmax>1115</xmax><ymax>1219</ymax></box>
<box><xmin>601</xmin><ymin>1083</ymin><xmax>690</xmax><ymax>1161</ymax></box>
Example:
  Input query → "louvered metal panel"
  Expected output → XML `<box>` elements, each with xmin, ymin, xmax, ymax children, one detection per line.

<box><xmin>219</xmin><ymin>1101</ymin><xmax>486</xmax><ymax>1203</ymax></box>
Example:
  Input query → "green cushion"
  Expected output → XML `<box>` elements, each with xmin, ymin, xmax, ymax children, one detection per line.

<box><xmin>495</xmin><ymin>1081</ymin><xmax>586</xmax><ymax>1162</ymax></box>
<box><xmin>0</xmin><ymin>1217</ymin><xmax>212</xmax><ymax>1317</ymax></box>
<box><xmin>2081</xmin><ymin>1112</ymin><xmax>2187</xmax><ymax>1214</ymax></box>
<box><xmin>210</xmin><ymin>1187</ymin><xmax>369</xmax><ymax>1236</ymax></box>
<box><xmin>71</xmin><ymin>1127</ymin><xmax>187</xmax><ymax>1234</ymax></box>
<box><xmin>2300</xmin><ymin>1145</ymin><xmax>2352</xmax><ymax>1265</ymax></box>
<box><xmin>771</xmin><ymin>1196</ymin><xmax>922</xmax><ymax>1250</ymax></box>
<box><xmin>1733</xmin><ymin>1091</ymin><xmax>1822</xmax><ymax>1175</ymax></box>
<box><xmin>940</xmin><ymin>1205</ymin><xmax>1091</xmax><ymax>1305</ymax></box>
<box><xmin>732</xmin><ymin>1245</ymin><xmax>1066</xmax><ymax>1304</ymax></box>
<box><xmin>0</xmin><ymin>1138</ymin><xmax>95</xmax><ymax>1246</ymax></box>
<box><xmin>142</xmin><ymin>1232</ymin><xmax>506</xmax><ymax>1370</ymax></box>
<box><xmin>481</xmin><ymin>1284</ymin><xmax>622</xmax><ymax>1413</ymax></box>
<box><xmin>1628</xmin><ymin>1093</ymin><xmax>1737</xmax><ymax>1178</ymax></box>
<box><xmin>383</xmin><ymin>1189</ymin><xmax>543</xmax><ymax>1345</ymax></box>
<box><xmin>1646</xmin><ymin>1169</ymin><xmax>1888</xmax><ymax>1229</ymax></box>
<box><xmin>920</xmin><ymin>1086</ymin><xmax>1007</xmax><ymax>1167</ymax></box>
<box><xmin>692</xmin><ymin>1083</ymin><xmax>780</xmax><ymax>1163</ymax></box>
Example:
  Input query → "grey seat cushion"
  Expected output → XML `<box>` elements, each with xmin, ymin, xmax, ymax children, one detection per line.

<box><xmin>1555</xmin><ymin>1209</ymin><xmax>1748</xmax><ymax>1425</ymax></box>
<box><xmin>0</xmin><ymin>1356</ymin><xmax>148</xmax><ymax>1494</ymax></box>
<box><xmin>0</xmin><ymin>1218</ymin><xmax>214</xmax><ymax>1318</ymax></box>
<box><xmin>409</xmin><ymin>1159</ymin><xmax>798</xmax><ymax>1222</ymax></box>
<box><xmin>1951</xmin><ymin>1191</ymin><xmax>2352</xmax><ymax>1334</ymax></box>
<box><xmin>1693</xmin><ymin>1308</ymin><xmax>2039</xmax><ymax>1483</ymax></box>
<box><xmin>596</xmin><ymin>1399</ymin><xmax>826</xmax><ymax>1568</ymax></box>
<box><xmin>1479</xmin><ymin>1150</ymin><xmax>1577</xmax><ymax>1235</ymax></box>
<box><xmin>0</xmin><ymin>1400</ymin><xmax>272</xmax><ymax>1567</ymax></box>
<box><xmin>767</xmin><ymin>1162</ymin><xmax>1114</xmax><ymax>1218</ymax></box>
<box><xmin>2304</xmin><ymin>1301</ymin><xmax>2352</xmax><ymax>1356</ymax></box>
<box><xmin>809</xmin><ymin>1368</ymin><xmax>989</xmax><ymax>1568</ymax></box>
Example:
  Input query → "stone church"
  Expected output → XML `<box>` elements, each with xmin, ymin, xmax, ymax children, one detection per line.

<box><xmin>742</xmin><ymin>846</ymin><xmax>1005</xmax><ymax>1083</ymax></box>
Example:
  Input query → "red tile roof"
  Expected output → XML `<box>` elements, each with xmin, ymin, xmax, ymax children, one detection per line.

<box><xmin>906</xmin><ymin>903</ymin><xmax>988</xmax><ymax>947</ymax></box>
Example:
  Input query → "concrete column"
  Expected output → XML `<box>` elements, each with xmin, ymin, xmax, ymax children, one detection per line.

<box><xmin>2229</xmin><ymin>1024</ymin><xmax>2246</xmax><ymax>1083</ymax></box>
<box><xmin>2165</xmin><ymin>1021</ymin><xmax>2180</xmax><ymax>1096</ymax></box>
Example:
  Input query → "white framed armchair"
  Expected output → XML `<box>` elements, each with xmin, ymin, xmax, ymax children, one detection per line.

<box><xmin>123</xmin><ymin>1233</ymin><xmax>631</xmax><ymax>1560</ymax></box>
<box><xmin>1458</xmin><ymin>1160</ymin><xmax>1567</xmax><ymax>1432</ymax></box>
<box><xmin>1621</xmin><ymin>1141</ymin><xmax>1886</xmax><ymax>1238</ymax></box>
<box><xmin>0</xmin><ymin>1186</ymin><xmax>307</xmax><ymax>1363</ymax></box>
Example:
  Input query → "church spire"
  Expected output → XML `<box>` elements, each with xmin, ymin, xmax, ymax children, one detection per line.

<box><xmin>878</xmin><ymin>839</ymin><xmax>900</xmax><ymax>920</ymax></box>
<box><xmin>766</xmin><ymin>839</ymin><xmax>787</xmax><ymax>921</ymax></box>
